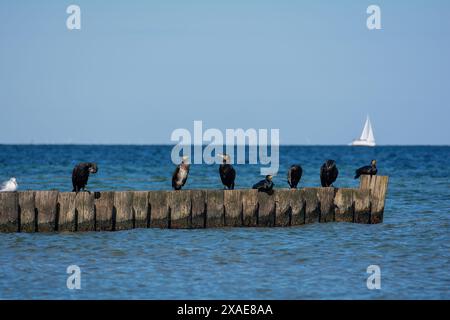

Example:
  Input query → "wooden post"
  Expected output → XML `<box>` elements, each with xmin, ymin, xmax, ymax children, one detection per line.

<box><xmin>290</xmin><ymin>189</ymin><xmax>305</xmax><ymax>226</ymax></box>
<box><xmin>94</xmin><ymin>192</ymin><xmax>115</xmax><ymax>231</ymax></box>
<box><xmin>353</xmin><ymin>189</ymin><xmax>371</xmax><ymax>224</ymax></box>
<box><xmin>18</xmin><ymin>191</ymin><xmax>35</xmax><ymax>232</ymax></box>
<box><xmin>360</xmin><ymin>176</ymin><xmax>389</xmax><ymax>224</ymax></box>
<box><xmin>334</xmin><ymin>188</ymin><xmax>354</xmax><ymax>223</ymax></box>
<box><xmin>304</xmin><ymin>188</ymin><xmax>320</xmax><ymax>224</ymax></box>
<box><xmin>133</xmin><ymin>191</ymin><xmax>149</xmax><ymax>229</ymax></box>
<box><xmin>148</xmin><ymin>191</ymin><xmax>169</xmax><ymax>228</ymax></box>
<box><xmin>275</xmin><ymin>189</ymin><xmax>292</xmax><ymax>227</ymax></box>
<box><xmin>114</xmin><ymin>191</ymin><xmax>134</xmax><ymax>230</ymax></box>
<box><xmin>257</xmin><ymin>191</ymin><xmax>276</xmax><ymax>227</ymax></box>
<box><xmin>205</xmin><ymin>190</ymin><xmax>224</xmax><ymax>228</ymax></box>
<box><xmin>224</xmin><ymin>190</ymin><xmax>243</xmax><ymax>227</ymax></box>
<box><xmin>317</xmin><ymin>187</ymin><xmax>335</xmax><ymax>223</ymax></box>
<box><xmin>169</xmin><ymin>190</ymin><xmax>191</xmax><ymax>229</ymax></box>
<box><xmin>35</xmin><ymin>191</ymin><xmax>59</xmax><ymax>232</ymax></box>
<box><xmin>0</xmin><ymin>192</ymin><xmax>19</xmax><ymax>232</ymax></box>
<box><xmin>241</xmin><ymin>189</ymin><xmax>258</xmax><ymax>227</ymax></box>
<box><xmin>372</xmin><ymin>176</ymin><xmax>389</xmax><ymax>224</ymax></box>
<box><xmin>76</xmin><ymin>192</ymin><xmax>95</xmax><ymax>231</ymax></box>
<box><xmin>359</xmin><ymin>175</ymin><xmax>372</xmax><ymax>190</ymax></box>
<box><xmin>191</xmin><ymin>190</ymin><xmax>206</xmax><ymax>228</ymax></box>
<box><xmin>57</xmin><ymin>192</ymin><xmax>77</xmax><ymax>232</ymax></box>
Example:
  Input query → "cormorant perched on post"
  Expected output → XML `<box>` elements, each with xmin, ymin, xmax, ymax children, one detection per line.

<box><xmin>354</xmin><ymin>160</ymin><xmax>377</xmax><ymax>179</ymax></box>
<box><xmin>320</xmin><ymin>160</ymin><xmax>338</xmax><ymax>187</ymax></box>
<box><xmin>252</xmin><ymin>175</ymin><xmax>274</xmax><ymax>194</ymax></box>
<box><xmin>72</xmin><ymin>162</ymin><xmax>98</xmax><ymax>192</ymax></box>
<box><xmin>172</xmin><ymin>156</ymin><xmax>190</xmax><ymax>190</ymax></box>
<box><xmin>218</xmin><ymin>153</ymin><xmax>236</xmax><ymax>190</ymax></box>
<box><xmin>287</xmin><ymin>165</ymin><xmax>303</xmax><ymax>189</ymax></box>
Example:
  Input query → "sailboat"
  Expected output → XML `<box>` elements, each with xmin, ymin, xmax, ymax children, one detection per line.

<box><xmin>350</xmin><ymin>116</ymin><xmax>376</xmax><ymax>147</ymax></box>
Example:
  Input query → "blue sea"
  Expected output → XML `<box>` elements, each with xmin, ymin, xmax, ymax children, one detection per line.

<box><xmin>0</xmin><ymin>145</ymin><xmax>449</xmax><ymax>299</ymax></box>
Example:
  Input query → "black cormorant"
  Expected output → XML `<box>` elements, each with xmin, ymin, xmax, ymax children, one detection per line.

<box><xmin>320</xmin><ymin>160</ymin><xmax>338</xmax><ymax>187</ymax></box>
<box><xmin>287</xmin><ymin>165</ymin><xmax>303</xmax><ymax>189</ymax></box>
<box><xmin>252</xmin><ymin>175</ymin><xmax>274</xmax><ymax>194</ymax></box>
<box><xmin>172</xmin><ymin>156</ymin><xmax>190</xmax><ymax>190</ymax></box>
<box><xmin>72</xmin><ymin>162</ymin><xmax>98</xmax><ymax>192</ymax></box>
<box><xmin>218</xmin><ymin>153</ymin><xmax>236</xmax><ymax>190</ymax></box>
<box><xmin>354</xmin><ymin>159</ymin><xmax>377</xmax><ymax>179</ymax></box>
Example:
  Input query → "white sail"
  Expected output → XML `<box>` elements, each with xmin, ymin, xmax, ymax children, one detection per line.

<box><xmin>366</xmin><ymin>117</ymin><xmax>375</xmax><ymax>144</ymax></box>
<box><xmin>350</xmin><ymin>115</ymin><xmax>376</xmax><ymax>147</ymax></box>
<box><xmin>359</xmin><ymin>117</ymin><xmax>370</xmax><ymax>141</ymax></box>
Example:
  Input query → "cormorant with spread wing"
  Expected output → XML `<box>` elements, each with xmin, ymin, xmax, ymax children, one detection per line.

<box><xmin>72</xmin><ymin>162</ymin><xmax>98</xmax><ymax>192</ymax></box>
<box><xmin>320</xmin><ymin>160</ymin><xmax>338</xmax><ymax>187</ymax></box>
<box><xmin>287</xmin><ymin>165</ymin><xmax>303</xmax><ymax>189</ymax></box>
<box><xmin>253</xmin><ymin>175</ymin><xmax>274</xmax><ymax>194</ymax></box>
<box><xmin>218</xmin><ymin>153</ymin><xmax>235</xmax><ymax>190</ymax></box>
<box><xmin>354</xmin><ymin>160</ymin><xmax>377</xmax><ymax>179</ymax></box>
<box><xmin>172</xmin><ymin>156</ymin><xmax>190</xmax><ymax>190</ymax></box>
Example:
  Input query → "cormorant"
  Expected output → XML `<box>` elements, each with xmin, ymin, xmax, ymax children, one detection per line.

<box><xmin>0</xmin><ymin>177</ymin><xmax>18</xmax><ymax>192</ymax></box>
<box><xmin>72</xmin><ymin>163</ymin><xmax>98</xmax><ymax>192</ymax></box>
<box><xmin>320</xmin><ymin>160</ymin><xmax>338</xmax><ymax>187</ymax></box>
<box><xmin>354</xmin><ymin>159</ymin><xmax>377</xmax><ymax>179</ymax></box>
<box><xmin>172</xmin><ymin>156</ymin><xmax>190</xmax><ymax>190</ymax></box>
<box><xmin>252</xmin><ymin>175</ymin><xmax>274</xmax><ymax>194</ymax></box>
<box><xmin>218</xmin><ymin>153</ymin><xmax>236</xmax><ymax>190</ymax></box>
<box><xmin>287</xmin><ymin>165</ymin><xmax>303</xmax><ymax>189</ymax></box>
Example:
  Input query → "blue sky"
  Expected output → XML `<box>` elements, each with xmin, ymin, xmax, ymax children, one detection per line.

<box><xmin>0</xmin><ymin>0</ymin><xmax>449</xmax><ymax>145</ymax></box>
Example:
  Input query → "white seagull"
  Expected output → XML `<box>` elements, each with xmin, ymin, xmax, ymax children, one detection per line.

<box><xmin>0</xmin><ymin>177</ymin><xmax>18</xmax><ymax>192</ymax></box>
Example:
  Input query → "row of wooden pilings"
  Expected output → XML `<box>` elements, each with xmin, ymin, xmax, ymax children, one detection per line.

<box><xmin>0</xmin><ymin>176</ymin><xmax>388</xmax><ymax>232</ymax></box>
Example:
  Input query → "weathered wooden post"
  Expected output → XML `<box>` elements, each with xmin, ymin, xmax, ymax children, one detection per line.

<box><xmin>114</xmin><ymin>191</ymin><xmax>134</xmax><ymax>230</ymax></box>
<box><xmin>18</xmin><ymin>191</ymin><xmax>35</xmax><ymax>232</ymax></box>
<box><xmin>94</xmin><ymin>192</ymin><xmax>115</xmax><ymax>231</ymax></box>
<box><xmin>353</xmin><ymin>189</ymin><xmax>371</xmax><ymax>224</ymax></box>
<box><xmin>133</xmin><ymin>191</ymin><xmax>149</xmax><ymax>229</ymax></box>
<box><xmin>304</xmin><ymin>188</ymin><xmax>320</xmax><ymax>224</ymax></box>
<box><xmin>191</xmin><ymin>190</ymin><xmax>206</xmax><ymax>228</ymax></box>
<box><xmin>370</xmin><ymin>176</ymin><xmax>389</xmax><ymax>224</ymax></box>
<box><xmin>257</xmin><ymin>191</ymin><xmax>276</xmax><ymax>227</ymax></box>
<box><xmin>360</xmin><ymin>175</ymin><xmax>389</xmax><ymax>224</ymax></box>
<box><xmin>275</xmin><ymin>189</ymin><xmax>292</xmax><ymax>227</ymax></box>
<box><xmin>57</xmin><ymin>192</ymin><xmax>77</xmax><ymax>232</ymax></box>
<box><xmin>334</xmin><ymin>188</ymin><xmax>354</xmax><ymax>223</ymax></box>
<box><xmin>0</xmin><ymin>192</ymin><xmax>19</xmax><ymax>232</ymax></box>
<box><xmin>241</xmin><ymin>189</ymin><xmax>258</xmax><ymax>227</ymax></box>
<box><xmin>75</xmin><ymin>192</ymin><xmax>95</xmax><ymax>231</ymax></box>
<box><xmin>359</xmin><ymin>175</ymin><xmax>372</xmax><ymax>190</ymax></box>
<box><xmin>205</xmin><ymin>190</ymin><xmax>224</xmax><ymax>228</ymax></box>
<box><xmin>317</xmin><ymin>187</ymin><xmax>335</xmax><ymax>223</ymax></box>
<box><xmin>290</xmin><ymin>189</ymin><xmax>306</xmax><ymax>226</ymax></box>
<box><xmin>148</xmin><ymin>191</ymin><xmax>169</xmax><ymax>228</ymax></box>
<box><xmin>224</xmin><ymin>190</ymin><xmax>242</xmax><ymax>227</ymax></box>
<box><xmin>169</xmin><ymin>190</ymin><xmax>191</xmax><ymax>229</ymax></box>
<box><xmin>35</xmin><ymin>191</ymin><xmax>59</xmax><ymax>232</ymax></box>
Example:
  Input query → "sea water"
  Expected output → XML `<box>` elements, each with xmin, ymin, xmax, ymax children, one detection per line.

<box><xmin>0</xmin><ymin>145</ymin><xmax>448</xmax><ymax>299</ymax></box>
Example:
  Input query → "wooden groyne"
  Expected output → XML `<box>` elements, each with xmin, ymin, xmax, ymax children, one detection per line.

<box><xmin>0</xmin><ymin>176</ymin><xmax>388</xmax><ymax>232</ymax></box>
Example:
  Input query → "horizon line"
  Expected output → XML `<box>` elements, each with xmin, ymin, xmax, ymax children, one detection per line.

<box><xmin>0</xmin><ymin>143</ymin><xmax>449</xmax><ymax>147</ymax></box>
